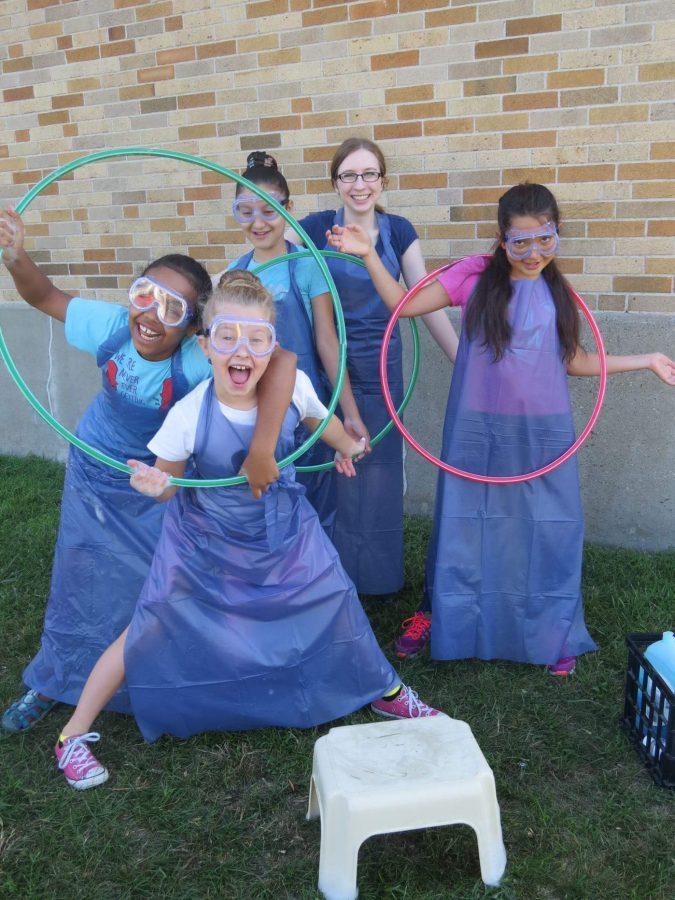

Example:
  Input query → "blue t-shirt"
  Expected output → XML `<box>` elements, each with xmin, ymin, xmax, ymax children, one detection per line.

<box><xmin>225</xmin><ymin>243</ymin><xmax>329</xmax><ymax>324</ymax></box>
<box><xmin>299</xmin><ymin>211</ymin><xmax>418</xmax><ymax>262</ymax></box>
<box><xmin>65</xmin><ymin>298</ymin><xmax>211</xmax><ymax>409</ymax></box>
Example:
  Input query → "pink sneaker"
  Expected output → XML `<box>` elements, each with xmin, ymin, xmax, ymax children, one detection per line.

<box><xmin>54</xmin><ymin>732</ymin><xmax>109</xmax><ymax>790</ymax></box>
<box><xmin>547</xmin><ymin>656</ymin><xmax>577</xmax><ymax>677</ymax></box>
<box><xmin>394</xmin><ymin>611</ymin><xmax>432</xmax><ymax>660</ymax></box>
<box><xmin>371</xmin><ymin>685</ymin><xmax>447</xmax><ymax>720</ymax></box>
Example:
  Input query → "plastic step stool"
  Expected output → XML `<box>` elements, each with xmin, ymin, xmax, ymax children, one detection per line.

<box><xmin>306</xmin><ymin>716</ymin><xmax>506</xmax><ymax>900</ymax></box>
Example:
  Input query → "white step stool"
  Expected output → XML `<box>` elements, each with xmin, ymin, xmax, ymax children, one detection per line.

<box><xmin>307</xmin><ymin>716</ymin><xmax>506</xmax><ymax>900</ymax></box>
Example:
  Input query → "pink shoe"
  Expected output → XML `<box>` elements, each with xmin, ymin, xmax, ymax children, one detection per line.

<box><xmin>394</xmin><ymin>611</ymin><xmax>432</xmax><ymax>660</ymax></box>
<box><xmin>371</xmin><ymin>685</ymin><xmax>447</xmax><ymax>720</ymax></box>
<box><xmin>547</xmin><ymin>656</ymin><xmax>577</xmax><ymax>677</ymax></box>
<box><xmin>54</xmin><ymin>732</ymin><xmax>109</xmax><ymax>790</ymax></box>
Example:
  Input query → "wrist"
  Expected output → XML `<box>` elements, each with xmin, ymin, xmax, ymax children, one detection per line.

<box><xmin>247</xmin><ymin>436</ymin><xmax>275</xmax><ymax>457</ymax></box>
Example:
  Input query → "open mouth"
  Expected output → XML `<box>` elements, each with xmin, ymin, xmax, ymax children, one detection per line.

<box><xmin>229</xmin><ymin>363</ymin><xmax>252</xmax><ymax>387</ymax></box>
<box><xmin>135</xmin><ymin>320</ymin><xmax>163</xmax><ymax>343</ymax></box>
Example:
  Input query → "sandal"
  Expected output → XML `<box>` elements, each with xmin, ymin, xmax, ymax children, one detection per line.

<box><xmin>1</xmin><ymin>689</ymin><xmax>57</xmax><ymax>734</ymax></box>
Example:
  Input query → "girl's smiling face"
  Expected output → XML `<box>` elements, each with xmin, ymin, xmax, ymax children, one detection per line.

<box><xmin>128</xmin><ymin>265</ymin><xmax>198</xmax><ymax>361</ymax></box>
<box><xmin>502</xmin><ymin>214</ymin><xmax>557</xmax><ymax>280</ymax></box>
<box><xmin>334</xmin><ymin>148</ymin><xmax>384</xmax><ymax>216</ymax></box>
<box><xmin>235</xmin><ymin>184</ymin><xmax>291</xmax><ymax>258</ymax></box>
<box><xmin>198</xmin><ymin>301</ymin><xmax>274</xmax><ymax>408</ymax></box>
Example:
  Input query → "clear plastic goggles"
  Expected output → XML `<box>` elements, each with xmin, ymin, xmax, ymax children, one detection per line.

<box><xmin>128</xmin><ymin>276</ymin><xmax>193</xmax><ymax>328</ymax></box>
<box><xmin>504</xmin><ymin>223</ymin><xmax>559</xmax><ymax>260</ymax></box>
<box><xmin>231</xmin><ymin>194</ymin><xmax>286</xmax><ymax>225</ymax></box>
<box><xmin>205</xmin><ymin>315</ymin><xmax>276</xmax><ymax>357</ymax></box>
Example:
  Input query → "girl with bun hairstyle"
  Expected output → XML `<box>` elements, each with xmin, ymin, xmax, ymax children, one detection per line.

<box><xmin>216</xmin><ymin>151</ymin><xmax>367</xmax><ymax>535</ymax></box>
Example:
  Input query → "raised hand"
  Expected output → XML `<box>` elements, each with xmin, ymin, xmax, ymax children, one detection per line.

<box><xmin>0</xmin><ymin>208</ymin><xmax>24</xmax><ymax>265</ymax></box>
<box><xmin>325</xmin><ymin>223</ymin><xmax>372</xmax><ymax>258</ymax></box>
<box><xmin>128</xmin><ymin>459</ymin><xmax>170</xmax><ymax>498</ymax></box>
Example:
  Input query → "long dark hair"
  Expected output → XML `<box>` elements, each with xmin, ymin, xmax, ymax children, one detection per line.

<box><xmin>143</xmin><ymin>254</ymin><xmax>212</xmax><ymax>308</ymax></box>
<box><xmin>236</xmin><ymin>151</ymin><xmax>290</xmax><ymax>203</ymax></box>
<box><xmin>464</xmin><ymin>183</ymin><xmax>579</xmax><ymax>362</ymax></box>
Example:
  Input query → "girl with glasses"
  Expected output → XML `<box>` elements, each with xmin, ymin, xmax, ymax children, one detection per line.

<box><xmin>328</xmin><ymin>182</ymin><xmax>674</xmax><ymax>675</ymax></box>
<box><xmin>51</xmin><ymin>272</ymin><xmax>445</xmax><ymax>790</ymax></box>
<box><xmin>216</xmin><ymin>151</ymin><xmax>367</xmax><ymax>537</ymax></box>
<box><xmin>299</xmin><ymin>138</ymin><xmax>459</xmax><ymax>600</ymax></box>
<box><xmin>0</xmin><ymin>210</ymin><xmax>296</xmax><ymax>736</ymax></box>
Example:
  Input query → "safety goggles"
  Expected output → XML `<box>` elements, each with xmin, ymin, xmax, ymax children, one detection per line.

<box><xmin>231</xmin><ymin>194</ymin><xmax>287</xmax><ymax>225</ymax></box>
<box><xmin>204</xmin><ymin>315</ymin><xmax>276</xmax><ymax>357</ymax></box>
<box><xmin>128</xmin><ymin>277</ymin><xmax>194</xmax><ymax>328</ymax></box>
<box><xmin>504</xmin><ymin>223</ymin><xmax>559</xmax><ymax>260</ymax></box>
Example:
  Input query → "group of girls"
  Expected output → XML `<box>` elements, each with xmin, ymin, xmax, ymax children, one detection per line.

<box><xmin>1</xmin><ymin>137</ymin><xmax>673</xmax><ymax>791</ymax></box>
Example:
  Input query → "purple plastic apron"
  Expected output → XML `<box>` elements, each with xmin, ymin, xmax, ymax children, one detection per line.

<box><xmin>124</xmin><ymin>380</ymin><xmax>398</xmax><ymax>741</ymax></box>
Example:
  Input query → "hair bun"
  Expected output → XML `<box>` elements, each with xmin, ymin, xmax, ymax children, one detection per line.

<box><xmin>246</xmin><ymin>151</ymin><xmax>278</xmax><ymax>171</ymax></box>
<box><xmin>217</xmin><ymin>270</ymin><xmax>262</xmax><ymax>290</ymax></box>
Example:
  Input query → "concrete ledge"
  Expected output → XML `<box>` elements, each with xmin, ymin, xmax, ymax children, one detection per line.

<box><xmin>1</xmin><ymin>303</ymin><xmax>674</xmax><ymax>550</ymax></box>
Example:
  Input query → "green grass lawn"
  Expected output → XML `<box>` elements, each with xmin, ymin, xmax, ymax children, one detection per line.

<box><xmin>0</xmin><ymin>454</ymin><xmax>673</xmax><ymax>899</ymax></box>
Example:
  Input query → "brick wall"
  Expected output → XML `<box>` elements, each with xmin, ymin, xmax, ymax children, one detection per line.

<box><xmin>1</xmin><ymin>0</ymin><xmax>673</xmax><ymax>312</ymax></box>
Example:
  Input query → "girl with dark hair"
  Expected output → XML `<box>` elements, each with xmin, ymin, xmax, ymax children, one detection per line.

<box><xmin>299</xmin><ymin>138</ymin><xmax>459</xmax><ymax>598</ymax></box>
<box><xmin>215</xmin><ymin>151</ymin><xmax>367</xmax><ymax>534</ymax></box>
<box><xmin>0</xmin><ymin>209</ymin><xmax>296</xmax><ymax>734</ymax></box>
<box><xmin>329</xmin><ymin>182</ymin><xmax>674</xmax><ymax>674</ymax></box>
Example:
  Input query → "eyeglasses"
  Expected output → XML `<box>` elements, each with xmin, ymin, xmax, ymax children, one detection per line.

<box><xmin>504</xmin><ymin>224</ymin><xmax>559</xmax><ymax>260</ymax></box>
<box><xmin>203</xmin><ymin>315</ymin><xmax>276</xmax><ymax>358</ymax></box>
<box><xmin>231</xmin><ymin>194</ymin><xmax>288</xmax><ymax>225</ymax></box>
<box><xmin>128</xmin><ymin>277</ymin><xmax>194</xmax><ymax>328</ymax></box>
<box><xmin>335</xmin><ymin>170</ymin><xmax>382</xmax><ymax>184</ymax></box>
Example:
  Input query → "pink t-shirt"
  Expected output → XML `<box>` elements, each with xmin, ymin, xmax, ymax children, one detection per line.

<box><xmin>436</xmin><ymin>255</ymin><xmax>491</xmax><ymax>310</ymax></box>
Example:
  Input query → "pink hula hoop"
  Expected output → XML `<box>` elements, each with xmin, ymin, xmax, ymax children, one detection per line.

<box><xmin>379</xmin><ymin>262</ymin><xmax>607</xmax><ymax>484</ymax></box>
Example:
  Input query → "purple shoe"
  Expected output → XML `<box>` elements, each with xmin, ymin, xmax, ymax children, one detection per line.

<box><xmin>547</xmin><ymin>656</ymin><xmax>577</xmax><ymax>677</ymax></box>
<box><xmin>394</xmin><ymin>611</ymin><xmax>432</xmax><ymax>660</ymax></box>
<box><xmin>55</xmin><ymin>733</ymin><xmax>109</xmax><ymax>790</ymax></box>
<box><xmin>371</xmin><ymin>685</ymin><xmax>447</xmax><ymax>720</ymax></box>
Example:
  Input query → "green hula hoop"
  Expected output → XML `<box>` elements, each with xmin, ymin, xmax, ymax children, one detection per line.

<box><xmin>251</xmin><ymin>249</ymin><xmax>421</xmax><ymax>474</ymax></box>
<box><xmin>0</xmin><ymin>147</ymin><xmax>347</xmax><ymax>488</ymax></box>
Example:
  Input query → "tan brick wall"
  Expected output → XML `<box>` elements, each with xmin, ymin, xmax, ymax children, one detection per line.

<box><xmin>1</xmin><ymin>0</ymin><xmax>673</xmax><ymax>313</ymax></box>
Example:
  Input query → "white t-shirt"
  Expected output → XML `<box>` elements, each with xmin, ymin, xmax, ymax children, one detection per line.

<box><xmin>148</xmin><ymin>369</ymin><xmax>329</xmax><ymax>462</ymax></box>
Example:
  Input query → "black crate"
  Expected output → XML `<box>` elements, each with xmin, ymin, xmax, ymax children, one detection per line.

<box><xmin>621</xmin><ymin>633</ymin><xmax>674</xmax><ymax>789</ymax></box>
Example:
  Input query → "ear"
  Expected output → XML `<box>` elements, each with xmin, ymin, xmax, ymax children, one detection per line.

<box><xmin>286</xmin><ymin>198</ymin><xmax>294</xmax><ymax>214</ymax></box>
<box><xmin>197</xmin><ymin>334</ymin><xmax>210</xmax><ymax>360</ymax></box>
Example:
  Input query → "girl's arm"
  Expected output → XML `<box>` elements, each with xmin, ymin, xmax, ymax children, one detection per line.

<box><xmin>567</xmin><ymin>348</ymin><xmax>675</xmax><ymax>384</ymax></box>
<box><xmin>311</xmin><ymin>292</ymin><xmax>371</xmax><ymax>450</ymax></box>
<box><xmin>0</xmin><ymin>209</ymin><xmax>72</xmax><ymax>322</ymax></box>
<box><xmin>326</xmin><ymin>223</ymin><xmax>449</xmax><ymax>317</ymax></box>
<box><xmin>127</xmin><ymin>457</ymin><xmax>187</xmax><ymax>502</ymax></box>
<box><xmin>399</xmin><ymin>239</ymin><xmax>459</xmax><ymax>362</ymax></box>
<box><xmin>242</xmin><ymin>345</ymin><xmax>297</xmax><ymax>498</ymax></box>
<box><xmin>303</xmin><ymin>414</ymin><xmax>366</xmax><ymax>478</ymax></box>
